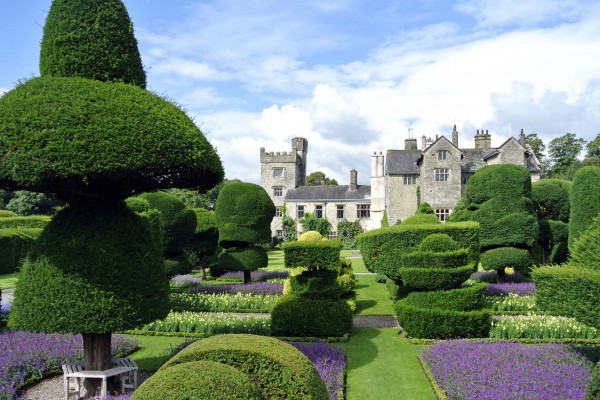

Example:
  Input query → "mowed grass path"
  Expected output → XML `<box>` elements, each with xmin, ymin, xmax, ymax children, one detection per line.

<box><xmin>355</xmin><ymin>274</ymin><xmax>395</xmax><ymax>316</ymax></box>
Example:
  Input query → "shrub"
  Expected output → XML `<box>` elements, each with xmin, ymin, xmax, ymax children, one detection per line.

<box><xmin>570</xmin><ymin>218</ymin><xmax>600</xmax><ymax>270</ymax></box>
<box><xmin>416</xmin><ymin>202</ymin><xmax>434</xmax><ymax>214</ymax></box>
<box><xmin>337</xmin><ymin>219</ymin><xmax>362</xmax><ymax>250</ymax></box>
<box><xmin>418</xmin><ymin>233</ymin><xmax>459</xmax><ymax>252</ymax></box>
<box><xmin>132</xmin><ymin>360</ymin><xmax>260</xmax><ymax>400</ymax></box>
<box><xmin>403</xmin><ymin>214</ymin><xmax>440</xmax><ymax>225</ymax></box>
<box><xmin>531</xmin><ymin>179</ymin><xmax>571</xmax><ymax>222</ymax></box>
<box><xmin>271</xmin><ymin>295</ymin><xmax>353</xmax><ymax>338</ymax></box>
<box><xmin>161</xmin><ymin>334</ymin><xmax>329</xmax><ymax>400</ymax></box>
<box><xmin>397</xmin><ymin>249</ymin><xmax>470</xmax><ymax>270</ymax></box>
<box><xmin>163</xmin><ymin>253</ymin><xmax>192</xmax><ymax>278</ymax></box>
<box><xmin>0</xmin><ymin>228</ymin><xmax>42</xmax><ymax>274</ymax></box>
<box><xmin>218</xmin><ymin>246</ymin><xmax>268</xmax><ymax>272</ymax></box>
<box><xmin>533</xmin><ymin>265</ymin><xmax>600</xmax><ymax>329</ymax></box>
<box><xmin>0</xmin><ymin>216</ymin><xmax>51</xmax><ymax>229</ymax></box>
<box><xmin>283</xmin><ymin>240</ymin><xmax>341</xmax><ymax>270</ymax></box>
<box><xmin>587</xmin><ymin>361</ymin><xmax>600</xmax><ymax>400</ymax></box>
<box><xmin>399</xmin><ymin>264</ymin><xmax>475</xmax><ymax>291</ymax></box>
<box><xmin>403</xmin><ymin>283</ymin><xmax>487</xmax><ymax>311</ymax></box>
<box><xmin>467</xmin><ymin>163</ymin><xmax>532</xmax><ymax>204</ymax></box>
<box><xmin>480</xmin><ymin>247</ymin><xmax>532</xmax><ymax>274</ymax></box>
<box><xmin>569</xmin><ymin>166</ymin><xmax>600</xmax><ymax>249</ymax></box>
<box><xmin>0</xmin><ymin>210</ymin><xmax>17</xmax><ymax>218</ymax></box>
<box><xmin>288</xmin><ymin>269</ymin><xmax>344</xmax><ymax>299</ymax></box>
<box><xmin>298</xmin><ymin>230</ymin><xmax>323</xmax><ymax>242</ymax></box>
<box><xmin>125</xmin><ymin>197</ymin><xmax>150</xmax><ymax>213</ymax></box>
<box><xmin>189</xmin><ymin>208</ymin><xmax>218</xmax><ymax>259</ymax></box>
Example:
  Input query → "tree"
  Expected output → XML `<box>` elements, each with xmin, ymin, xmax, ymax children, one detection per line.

<box><xmin>306</xmin><ymin>171</ymin><xmax>338</xmax><ymax>186</ymax></box>
<box><xmin>299</xmin><ymin>212</ymin><xmax>331</xmax><ymax>236</ymax></box>
<box><xmin>5</xmin><ymin>191</ymin><xmax>63</xmax><ymax>216</ymax></box>
<box><xmin>168</xmin><ymin>179</ymin><xmax>241</xmax><ymax>210</ymax></box>
<box><xmin>188</xmin><ymin>208</ymin><xmax>218</xmax><ymax>280</ymax></box>
<box><xmin>281</xmin><ymin>204</ymin><xmax>297</xmax><ymax>241</ymax></box>
<box><xmin>3</xmin><ymin>1</ymin><xmax>223</xmax><ymax>397</ymax></box>
<box><xmin>525</xmin><ymin>133</ymin><xmax>546</xmax><ymax>160</ymax></box>
<box><xmin>586</xmin><ymin>133</ymin><xmax>600</xmax><ymax>161</ymax></box>
<box><xmin>215</xmin><ymin>182</ymin><xmax>275</xmax><ymax>284</ymax></box>
<box><xmin>547</xmin><ymin>133</ymin><xmax>586</xmax><ymax>178</ymax></box>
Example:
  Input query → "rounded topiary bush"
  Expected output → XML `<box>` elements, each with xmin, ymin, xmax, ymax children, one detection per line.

<box><xmin>570</xmin><ymin>218</ymin><xmax>600</xmax><ymax>270</ymax></box>
<box><xmin>0</xmin><ymin>77</ymin><xmax>223</xmax><ymax>201</ymax></box>
<box><xmin>190</xmin><ymin>208</ymin><xmax>218</xmax><ymax>254</ymax></box>
<box><xmin>569</xmin><ymin>166</ymin><xmax>600</xmax><ymax>249</ymax></box>
<box><xmin>125</xmin><ymin>197</ymin><xmax>151</xmax><ymax>213</ymax></box>
<box><xmin>403</xmin><ymin>214</ymin><xmax>440</xmax><ymax>225</ymax></box>
<box><xmin>271</xmin><ymin>294</ymin><xmax>353</xmax><ymax>337</ymax></box>
<box><xmin>531</xmin><ymin>179</ymin><xmax>571</xmax><ymax>222</ymax></box>
<box><xmin>161</xmin><ymin>334</ymin><xmax>328</xmax><ymax>400</ymax></box>
<box><xmin>215</xmin><ymin>182</ymin><xmax>275</xmax><ymax>246</ymax></box>
<box><xmin>480</xmin><ymin>247</ymin><xmax>532</xmax><ymax>274</ymax></box>
<box><xmin>289</xmin><ymin>269</ymin><xmax>344</xmax><ymax>298</ymax></box>
<box><xmin>140</xmin><ymin>192</ymin><xmax>197</xmax><ymax>257</ymax></box>
<box><xmin>0</xmin><ymin>210</ymin><xmax>18</xmax><ymax>218</ymax></box>
<box><xmin>164</xmin><ymin>253</ymin><xmax>192</xmax><ymax>278</ymax></box>
<box><xmin>8</xmin><ymin>203</ymin><xmax>169</xmax><ymax>333</ymax></box>
<box><xmin>467</xmin><ymin>164</ymin><xmax>532</xmax><ymax>204</ymax></box>
<box><xmin>418</xmin><ymin>233</ymin><xmax>459</xmax><ymax>252</ymax></box>
<box><xmin>217</xmin><ymin>246</ymin><xmax>268</xmax><ymax>271</ymax></box>
<box><xmin>298</xmin><ymin>230</ymin><xmax>323</xmax><ymax>242</ymax></box>
<box><xmin>132</xmin><ymin>360</ymin><xmax>260</xmax><ymax>400</ymax></box>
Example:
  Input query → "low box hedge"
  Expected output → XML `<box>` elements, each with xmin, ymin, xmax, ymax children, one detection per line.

<box><xmin>0</xmin><ymin>228</ymin><xmax>43</xmax><ymax>274</ymax></box>
<box><xmin>283</xmin><ymin>240</ymin><xmax>341</xmax><ymax>270</ymax></box>
<box><xmin>0</xmin><ymin>216</ymin><xmax>51</xmax><ymax>229</ymax></box>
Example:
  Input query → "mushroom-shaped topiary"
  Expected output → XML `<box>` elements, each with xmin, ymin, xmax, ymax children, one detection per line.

<box><xmin>298</xmin><ymin>230</ymin><xmax>323</xmax><ymax>242</ymax></box>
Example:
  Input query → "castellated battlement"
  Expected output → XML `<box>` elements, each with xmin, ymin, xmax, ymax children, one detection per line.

<box><xmin>260</xmin><ymin>148</ymin><xmax>298</xmax><ymax>163</ymax></box>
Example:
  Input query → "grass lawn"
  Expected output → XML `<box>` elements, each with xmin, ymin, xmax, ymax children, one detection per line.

<box><xmin>266</xmin><ymin>249</ymin><xmax>285</xmax><ymax>270</ymax></box>
<box><xmin>0</xmin><ymin>273</ymin><xmax>19</xmax><ymax>290</ymax></box>
<box><xmin>337</xmin><ymin>328</ymin><xmax>436</xmax><ymax>400</ymax></box>
<box><xmin>355</xmin><ymin>274</ymin><xmax>394</xmax><ymax>316</ymax></box>
<box><xmin>125</xmin><ymin>335</ymin><xmax>189</xmax><ymax>371</ymax></box>
<box><xmin>347</xmin><ymin>255</ymin><xmax>368</xmax><ymax>273</ymax></box>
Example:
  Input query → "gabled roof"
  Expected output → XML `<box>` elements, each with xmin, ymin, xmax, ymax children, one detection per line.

<box><xmin>284</xmin><ymin>185</ymin><xmax>371</xmax><ymax>202</ymax></box>
<box><xmin>422</xmin><ymin>135</ymin><xmax>460</xmax><ymax>153</ymax></box>
<box><xmin>461</xmin><ymin>149</ymin><xmax>489</xmax><ymax>172</ymax></box>
<box><xmin>386</xmin><ymin>150</ymin><xmax>421</xmax><ymax>175</ymax></box>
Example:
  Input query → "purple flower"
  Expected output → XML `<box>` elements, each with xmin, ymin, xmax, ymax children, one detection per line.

<box><xmin>191</xmin><ymin>282</ymin><xmax>284</xmax><ymax>295</ymax></box>
<box><xmin>170</xmin><ymin>274</ymin><xmax>200</xmax><ymax>288</ymax></box>
<box><xmin>219</xmin><ymin>270</ymin><xmax>288</xmax><ymax>281</ymax></box>
<box><xmin>484</xmin><ymin>282</ymin><xmax>536</xmax><ymax>297</ymax></box>
<box><xmin>422</xmin><ymin>340</ymin><xmax>593</xmax><ymax>400</ymax></box>
<box><xmin>290</xmin><ymin>342</ymin><xmax>346</xmax><ymax>400</ymax></box>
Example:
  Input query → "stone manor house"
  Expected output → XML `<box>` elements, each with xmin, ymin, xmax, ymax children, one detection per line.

<box><xmin>260</xmin><ymin>127</ymin><xmax>541</xmax><ymax>239</ymax></box>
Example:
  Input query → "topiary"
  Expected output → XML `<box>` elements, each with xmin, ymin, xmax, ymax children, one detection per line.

<box><xmin>586</xmin><ymin>361</ymin><xmax>600</xmax><ymax>400</ymax></box>
<box><xmin>531</xmin><ymin>179</ymin><xmax>571</xmax><ymax>222</ymax></box>
<box><xmin>298</xmin><ymin>230</ymin><xmax>323</xmax><ymax>242</ymax></box>
<box><xmin>418</xmin><ymin>233</ymin><xmax>459</xmax><ymax>252</ymax></box>
<box><xmin>0</xmin><ymin>210</ymin><xmax>18</xmax><ymax>218</ymax></box>
<box><xmin>164</xmin><ymin>252</ymin><xmax>193</xmax><ymax>278</ymax></box>
<box><xmin>40</xmin><ymin>0</ymin><xmax>146</xmax><ymax>87</ymax></box>
<box><xmin>125</xmin><ymin>197</ymin><xmax>150</xmax><ymax>213</ymax></box>
<box><xmin>161</xmin><ymin>334</ymin><xmax>328</xmax><ymax>400</ymax></box>
<box><xmin>217</xmin><ymin>246</ymin><xmax>268</xmax><ymax>272</ymax></box>
<box><xmin>403</xmin><ymin>214</ymin><xmax>440</xmax><ymax>225</ymax></box>
<box><xmin>140</xmin><ymin>192</ymin><xmax>197</xmax><ymax>257</ymax></box>
<box><xmin>570</xmin><ymin>218</ymin><xmax>600</xmax><ymax>270</ymax></box>
<box><xmin>480</xmin><ymin>247</ymin><xmax>532</xmax><ymax>275</ymax></box>
<box><xmin>569</xmin><ymin>166</ymin><xmax>600</xmax><ymax>249</ymax></box>
<box><xmin>132</xmin><ymin>360</ymin><xmax>261</xmax><ymax>400</ymax></box>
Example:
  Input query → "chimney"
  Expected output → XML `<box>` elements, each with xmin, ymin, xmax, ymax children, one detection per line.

<box><xmin>405</xmin><ymin>138</ymin><xmax>417</xmax><ymax>150</ymax></box>
<box><xmin>474</xmin><ymin>129</ymin><xmax>492</xmax><ymax>149</ymax></box>
<box><xmin>421</xmin><ymin>135</ymin><xmax>427</xmax><ymax>151</ymax></box>
<box><xmin>519</xmin><ymin>129</ymin><xmax>526</xmax><ymax>146</ymax></box>
<box><xmin>452</xmin><ymin>124</ymin><xmax>458</xmax><ymax>147</ymax></box>
<box><xmin>350</xmin><ymin>169</ymin><xmax>357</xmax><ymax>191</ymax></box>
<box><xmin>371</xmin><ymin>152</ymin><xmax>378</xmax><ymax>177</ymax></box>
<box><xmin>377</xmin><ymin>152</ymin><xmax>384</xmax><ymax>177</ymax></box>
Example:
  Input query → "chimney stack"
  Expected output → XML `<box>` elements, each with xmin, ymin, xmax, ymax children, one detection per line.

<box><xmin>350</xmin><ymin>169</ymin><xmax>357</xmax><ymax>191</ymax></box>
<box><xmin>377</xmin><ymin>152</ymin><xmax>384</xmax><ymax>177</ymax></box>
<box><xmin>421</xmin><ymin>135</ymin><xmax>427</xmax><ymax>151</ymax></box>
<box><xmin>519</xmin><ymin>128</ymin><xmax>526</xmax><ymax>146</ymax></box>
<box><xmin>452</xmin><ymin>124</ymin><xmax>458</xmax><ymax>147</ymax></box>
<box><xmin>405</xmin><ymin>138</ymin><xmax>418</xmax><ymax>150</ymax></box>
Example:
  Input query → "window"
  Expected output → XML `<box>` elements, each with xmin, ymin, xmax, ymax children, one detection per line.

<box><xmin>276</xmin><ymin>230</ymin><xmax>285</xmax><ymax>238</ymax></box>
<box><xmin>273</xmin><ymin>167</ymin><xmax>284</xmax><ymax>177</ymax></box>
<box><xmin>315</xmin><ymin>205</ymin><xmax>323</xmax><ymax>218</ymax></box>
<box><xmin>297</xmin><ymin>205</ymin><xmax>305</xmax><ymax>219</ymax></box>
<box><xmin>275</xmin><ymin>207</ymin><xmax>282</xmax><ymax>217</ymax></box>
<box><xmin>437</xmin><ymin>150</ymin><xmax>448</xmax><ymax>161</ymax></box>
<box><xmin>403</xmin><ymin>174</ymin><xmax>417</xmax><ymax>185</ymax></box>
<box><xmin>336</xmin><ymin>205</ymin><xmax>344</xmax><ymax>219</ymax></box>
<box><xmin>357</xmin><ymin>204</ymin><xmax>370</xmax><ymax>218</ymax></box>
<box><xmin>434</xmin><ymin>168</ymin><xmax>449</xmax><ymax>182</ymax></box>
<box><xmin>273</xmin><ymin>186</ymin><xmax>283</xmax><ymax>197</ymax></box>
<box><xmin>435</xmin><ymin>208</ymin><xmax>451</xmax><ymax>222</ymax></box>
<box><xmin>327</xmin><ymin>231</ymin><xmax>338</xmax><ymax>240</ymax></box>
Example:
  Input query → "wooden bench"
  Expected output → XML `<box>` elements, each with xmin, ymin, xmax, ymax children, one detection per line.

<box><xmin>62</xmin><ymin>358</ymin><xmax>138</xmax><ymax>399</ymax></box>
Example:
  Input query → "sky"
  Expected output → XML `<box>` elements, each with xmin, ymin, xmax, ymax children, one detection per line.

<box><xmin>2</xmin><ymin>0</ymin><xmax>600</xmax><ymax>185</ymax></box>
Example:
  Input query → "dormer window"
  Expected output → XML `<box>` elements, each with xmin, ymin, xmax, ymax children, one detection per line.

<box><xmin>437</xmin><ymin>150</ymin><xmax>448</xmax><ymax>161</ymax></box>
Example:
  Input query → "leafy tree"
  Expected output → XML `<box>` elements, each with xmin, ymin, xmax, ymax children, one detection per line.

<box><xmin>188</xmin><ymin>208</ymin><xmax>218</xmax><ymax>280</ymax></box>
<box><xmin>585</xmin><ymin>133</ymin><xmax>600</xmax><ymax>161</ymax></box>
<box><xmin>281</xmin><ymin>204</ymin><xmax>297</xmax><ymax>241</ymax></box>
<box><xmin>2</xmin><ymin>1</ymin><xmax>223</xmax><ymax>396</ymax></box>
<box><xmin>337</xmin><ymin>219</ymin><xmax>362</xmax><ymax>250</ymax></box>
<box><xmin>306</xmin><ymin>171</ymin><xmax>338</xmax><ymax>186</ymax></box>
<box><xmin>5</xmin><ymin>191</ymin><xmax>63</xmax><ymax>216</ymax></box>
<box><xmin>299</xmin><ymin>212</ymin><xmax>331</xmax><ymax>236</ymax></box>
<box><xmin>168</xmin><ymin>179</ymin><xmax>241</xmax><ymax>210</ymax></box>
<box><xmin>525</xmin><ymin>133</ymin><xmax>546</xmax><ymax>160</ymax></box>
<box><xmin>547</xmin><ymin>133</ymin><xmax>586</xmax><ymax>178</ymax></box>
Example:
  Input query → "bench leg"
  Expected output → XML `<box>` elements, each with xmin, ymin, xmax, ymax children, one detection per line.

<box><xmin>101</xmin><ymin>377</ymin><xmax>107</xmax><ymax>399</ymax></box>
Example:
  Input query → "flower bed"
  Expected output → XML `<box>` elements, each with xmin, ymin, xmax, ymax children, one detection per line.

<box><xmin>0</xmin><ymin>332</ymin><xmax>138</xmax><ymax>400</ymax></box>
<box><xmin>170</xmin><ymin>292</ymin><xmax>279</xmax><ymax>313</ymax></box>
<box><xmin>490</xmin><ymin>315</ymin><xmax>600</xmax><ymax>340</ymax></box>
<box><xmin>291</xmin><ymin>342</ymin><xmax>346</xmax><ymax>400</ymax></box>
<box><xmin>483</xmin><ymin>293</ymin><xmax>537</xmax><ymax>313</ymax></box>
<box><xmin>191</xmin><ymin>282</ymin><xmax>284</xmax><ymax>296</ymax></box>
<box><xmin>484</xmin><ymin>282</ymin><xmax>536</xmax><ymax>297</ymax></box>
<box><xmin>217</xmin><ymin>270</ymin><xmax>288</xmax><ymax>282</ymax></box>
<box><xmin>421</xmin><ymin>340</ymin><xmax>593</xmax><ymax>400</ymax></box>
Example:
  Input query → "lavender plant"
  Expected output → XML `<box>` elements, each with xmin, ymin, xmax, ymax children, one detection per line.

<box><xmin>422</xmin><ymin>340</ymin><xmax>593</xmax><ymax>400</ymax></box>
<box><xmin>484</xmin><ymin>282</ymin><xmax>536</xmax><ymax>297</ymax></box>
<box><xmin>290</xmin><ymin>342</ymin><xmax>346</xmax><ymax>400</ymax></box>
<box><xmin>170</xmin><ymin>274</ymin><xmax>200</xmax><ymax>288</ymax></box>
<box><xmin>191</xmin><ymin>282</ymin><xmax>284</xmax><ymax>296</ymax></box>
<box><xmin>218</xmin><ymin>270</ymin><xmax>288</xmax><ymax>282</ymax></box>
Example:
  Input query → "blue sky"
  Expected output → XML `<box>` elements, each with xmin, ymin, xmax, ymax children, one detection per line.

<box><xmin>2</xmin><ymin>0</ymin><xmax>600</xmax><ymax>184</ymax></box>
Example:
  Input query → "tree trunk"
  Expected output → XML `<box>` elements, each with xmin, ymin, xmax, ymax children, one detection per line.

<box><xmin>496</xmin><ymin>268</ymin><xmax>507</xmax><ymax>284</ymax></box>
<box><xmin>199</xmin><ymin>255</ymin><xmax>207</xmax><ymax>281</ymax></box>
<box><xmin>244</xmin><ymin>270</ymin><xmax>251</xmax><ymax>284</ymax></box>
<box><xmin>82</xmin><ymin>332</ymin><xmax>113</xmax><ymax>399</ymax></box>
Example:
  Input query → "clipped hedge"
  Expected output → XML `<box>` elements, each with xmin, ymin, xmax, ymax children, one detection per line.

<box><xmin>480</xmin><ymin>247</ymin><xmax>532</xmax><ymax>274</ymax></box>
<box><xmin>467</xmin><ymin>163</ymin><xmax>532</xmax><ymax>204</ymax></box>
<box><xmin>403</xmin><ymin>214</ymin><xmax>440</xmax><ymax>225</ymax></box>
<box><xmin>398</xmin><ymin>264</ymin><xmax>475</xmax><ymax>291</ymax></box>
<box><xmin>418</xmin><ymin>233</ymin><xmax>459</xmax><ymax>252</ymax></box>
<box><xmin>0</xmin><ymin>210</ymin><xmax>18</xmax><ymax>218</ymax></box>
<box><xmin>478</xmin><ymin>209</ymin><xmax>539</xmax><ymax>248</ymax></box>
<box><xmin>164</xmin><ymin>253</ymin><xmax>192</xmax><ymax>278</ymax></box>
<box><xmin>533</xmin><ymin>265</ymin><xmax>600</xmax><ymax>329</ymax></box>
<box><xmin>0</xmin><ymin>216</ymin><xmax>51</xmax><ymax>229</ymax></box>
<box><xmin>397</xmin><ymin>249</ymin><xmax>470</xmax><ymax>270</ymax></box>
<box><xmin>356</xmin><ymin>222</ymin><xmax>479</xmax><ymax>274</ymax></box>
<box><xmin>587</xmin><ymin>361</ymin><xmax>600</xmax><ymax>400</ymax></box>
<box><xmin>570</xmin><ymin>218</ymin><xmax>600</xmax><ymax>270</ymax></box>
<box><xmin>531</xmin><ymin>179</ymin><xmax>571</xmax><ymax>222</ymax></box>
<box><xmin>132</xmin><ymin>360</ymin><xmax>260</xmax><ymax>400</ymax></box>
<box><xmin>271</xmin><ymin>294</ymin><xmax>353</xmax><ymax>338</ymax></box>
<box><xmin>288</xmin><ymin>269</ymin><xmax>344</xmax><ymax>299</ymax></box>
<box><xmin>0</xmin><ymin>228</ymin><xmax>43</xmax><ymax>274</ymax></box>
<box><xmin>161</xmin><ymin>334</ymin><xmax>328</xmax><ymax>400</ymax></box>
<box><xmin>394</xmin><ymin>285</ymin><xmax>491</xmax><ymax>339</ymax></box>
<box><xmin>189</xmin><ymin>208</ymin><xmax>218</xmax><ymax>256</ymax></box>
<box><xmin>569</xmin><ymin>166</ymin><xmax>600</xmax><ymax>249</ymax></box>
<box><xmin>218</xmin><ymin>246</ymin><xmax>268</xmax><ymax>272</ymax></box>
<box><xmin>283</xmin><ymin>240</ymin><xmax>341</xmax><ymax>270</ymax></box>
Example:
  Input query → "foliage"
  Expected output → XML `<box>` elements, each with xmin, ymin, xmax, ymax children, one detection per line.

<box><xmin>483</xmin><ymin>293</ymin><xmax>537</xmax><ymax>313</ymax></box>
<box><xmin>137</xmin><ymin>312</ymin><xmax>271</xmax><ymax>336</ymax></box>
<box><xmin>380</xmin><ymin>210</ymin><xmax>389</xmax><ymax>227</ymax></box>
<box><xmin>188</xmin><ymin>208</ymin><xmax>218</xmax><ymax>256</ymax></box>
<box><xmin>298</xmin><ymin>230</ymin><xmax>324</xmax><ymax>242</ymax></box>
<box><xmin>416</xmin><ymin>202</ymin><xmax>434</xmax><ymax>214</ymax></box>
<box><xmin>418</xmin><ymin>233</ymin><xmax>459</xmax><ymax>252</ymax></box>
<box><xmin>547</xmin><ymin>132</ymin><xmax>586</xmax><ymax>177</ymax></box>
<box><xmin>163</xmin><ymin>253</ymin><xmax>192</xmax><ymax>278</ymax></box>
<box><xmin>587</xmin><ymin>134</ymin><xmax>600</xmax><ymax>160</ymax></box>
<box><xmin>280</xmin><ymin>204</ymin><xmax>297</xmax><ymax>242</ymax></box>
<box><xmin>587</xmin><ymin>362</ymin><xmax>600</xmax><ymax>400</ymax></box>
<box><xmin>0</xmin><ymin>228</ymin><xmax>42</xmax><ymax>274</ymax></box>
<box><xmin>271</xmin><ymin>295</ymin><xmax>353</xmax><ymax>337</ymax></box>
<box><xmin>132</xmin><ymin>360</ymin><xmax>260</xmax><ymax>400</ymax></box>
<box><xmin>161</xmin><ymin>334</ymin><xmax>329</xmax><ymax>400</ymax></box>
<box><xmin>533</xmin><ymin>265</ymin><xmax>600</xmax><ymax>329</ymax></box>
<box><xmin>8</xmin><ymin>203</ymin><xmax>170</xmax><ymax>333</ymax></box>
<box><xmin>490</xmin><ymin>315</ymin><xmax>600</xmax><ymax>340</ymax></box>
<box><xmin>0</xmin><ymin>332</ymin><xmax>138</xmax><ymax>400</ymax></box>
<box><xmin>40</xmin><ymin>0</ymin><xmax>146</xmax><ymax>87</ymax></box>
<box><xmin>290</xmin><ymin>342</ymin><xmax>346</xmax><ymax>400</ymax></box>
<box><xmin>306</xmin><ymin>171</ymin><xmax>338</xmax><ymax>186</ymax></box>
<box><xmin>300</xmin><ymin>213</ymin><xmax>332</xmax><ymax>236</ymax></box>
<box><xmin>480</xmin><ymin>247</ymin><xmax>532</xmax><ymax>274</ymax></box>
<box><xmin>570</xmin><ymin>218</ymin><xmax>600</xmax><ymax>269</ymax></box>
<box><xmin>402</xmin><ymin>214</ymin><xmax>440</xmax><ymax>225</ymax></box>
<box><xmin>526</xmin><ymin>132</ymin><xmax>546</xmax><ymax>160</ymax></box>
<box><xmin>170</xmin><ymin>292</ymin><xmax>279</xmax><ymax>313</ymax></box>
<box><xmin>0</xmin><ymin>216</ymin><xmax>51</xmax><ymax>229</ymax></box>
<box><xmin>0</xmin><ymin>210</ymin><xmax>17</xmax><ymax>218</ymax></box>
<box><xmin>569</xmin><ymin>166</ymin><xmax>600</xmax><ymax>249</ymax></box>
<box><xmin>167</xmin><ymin>180</ymin><xmax>241</xmax><ymax>210</ymax></box>
<box><xmin>215</xmin><ymin>182</ymin><xmax>276</xmax><ymax>247</ymax></box>
<box><xmin>398</xmin><ymin>265</ymin><xmax>474</xmax><ymax>291</ymax></box>
<box><xmin>5</xmin><ymin>191</ymin><xmax>63</xmax><ymax>216</ymax></box>
<box><xmin>531</xmin><ymin>179</ymin><xmax>571</xmax><ymax>222</ymax></box>
<box><xmin>283</xmin><ymin>240</ymin><xmax>341</xmax><ymax>270</ymax></box>
<box><xmin>336</xmin><ymin>219</ymin><xmax>362</xmax><ymax>250</ymax></box>
<box><xmin>422</xmin><ymin>341</ymin><xmax>594</xmax><ymax>400</ymax></box>
<box><xmin>288</xmin><ymin>269</ymin><xmax>344</xmax><ymax>299</ymax></box>
<box><xmin>0</xmin><ymin>77</ymin><xmax>224</xmax><ymax>203</ymax></box>
<box><xmin>218</xmin><ymin>246</ymin><xmax>269</xmax><ymax>272</ymax></box>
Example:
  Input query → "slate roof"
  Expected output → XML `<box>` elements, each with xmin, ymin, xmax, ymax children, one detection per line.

<box><xmin>386</xmin><ymin>150</ymin><xmax>421</xmax><ymax>174</ymax></box>
<box><xmin>284</xmin><ymin>185</ymin><xmax>371</xmax><ymax>202</ymax></box>
<box><xmin>461</xmin><ymin>149</ymin><xmax>489</xmax><ymax>172</ymax></box>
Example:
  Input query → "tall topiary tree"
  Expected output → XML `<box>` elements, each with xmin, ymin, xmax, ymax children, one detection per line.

<box><xmin>568</xmin><ymin>166</ymin><xmax>600</xmax><ymax>250</ymax></box>
<box><xmin>466</xmin><ymin>164</ymin><xmax>538</xmax><ymax>282</ymax></box>
<box><xmin>215</xmin><ymin>182</ymin><xmax>275</xmax><ymax>284</ymax></box>
<box><xmin>2</xmin><ymin>1</ymin><xmax>223</xmax><ymax>397</ymax></box>
<box><xmin>188</xmin><ymin>208</ymin><xmax>219</xmax><ymax>280</ymax></box>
